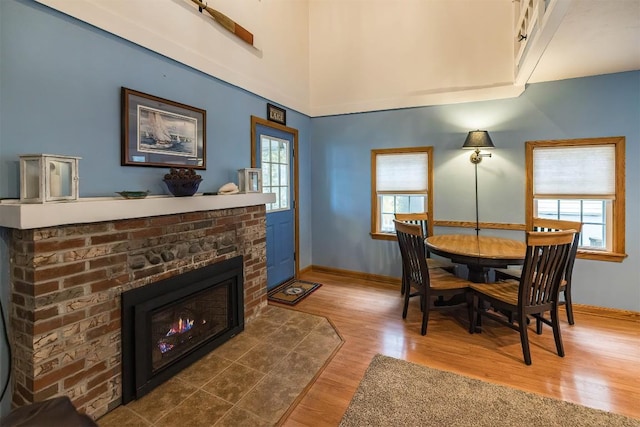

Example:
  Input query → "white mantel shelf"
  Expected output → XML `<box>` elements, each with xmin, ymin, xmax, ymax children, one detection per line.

<box><xmin>0</xmin><ymin>193</ymin><xmax>276</xmax><ymax>230</ymax></box>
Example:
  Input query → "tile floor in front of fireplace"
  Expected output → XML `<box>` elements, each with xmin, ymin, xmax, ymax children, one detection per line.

<box><xmin>97</xmin><ymin>305</ymin><xmax>342</xmax><ymax>427</ymax></box>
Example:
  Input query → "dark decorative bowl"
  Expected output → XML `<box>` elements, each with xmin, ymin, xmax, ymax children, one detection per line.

<box><xmin>163</xmin><ymin>179</ymin><xmax>203</xmax><ymax>197</ymax></box>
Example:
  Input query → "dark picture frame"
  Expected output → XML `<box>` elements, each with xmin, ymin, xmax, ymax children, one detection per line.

<box><xmin>267</xmin><ymin>103</ymin><xmax>286</xmax><ymax>125</ymax></box>
<box><xmin>121</xmin><ymin>87</ymin><xmax>206</xmax><ymax>169</ymax></box>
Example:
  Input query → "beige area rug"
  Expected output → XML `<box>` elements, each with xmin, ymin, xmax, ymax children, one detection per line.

<box><xmin>339</xmin><ymin>354</ymin><xmax>639</xmax><ymax>427</ymax></box>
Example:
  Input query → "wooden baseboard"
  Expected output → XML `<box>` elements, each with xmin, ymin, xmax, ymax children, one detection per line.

<box><xmin>572</xmin><ymin>304</ymin><xmax>639</xmax><ymax>322</ymax></box>
<box><xmin>298</xmin><ymin>265</ymin><xmax>313</xmax><ymax>276</ymax></box>
<box><xmin>308</xmin><ymin>265</ymin><xmax>402</xmax><ymax>286</ymax></box>
<box><xmin>305</xmin><ymin>265</ymin><xmax>638</xmax><ymax>322</ymax></box>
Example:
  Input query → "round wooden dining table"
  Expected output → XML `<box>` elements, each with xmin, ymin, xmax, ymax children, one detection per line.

<box><xmin>425</xmin><ymin>234</ymin><xmax>526</xmax><ymax>283</ymax></box>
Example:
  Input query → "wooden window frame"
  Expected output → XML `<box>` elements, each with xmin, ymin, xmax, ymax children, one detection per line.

<box><xmin>526</xmin><ymin>136</ymin><xmax>626</xmax><ymax>262</ymax></box>
<box><xmin>370</xmin><ymin>147</ymin><xmax>434</xmax><ymax>241</ymax></box>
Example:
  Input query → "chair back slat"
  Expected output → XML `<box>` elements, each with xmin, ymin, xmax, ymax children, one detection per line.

<box><xmin>519</xmin><ymin>230</ymin><xmax>575</xmax><ymax>309</ymax></box>
<box><xmin>394</xmin><ymin>220</ymin><xmax>431</xmax><ymax>294</ymax></box>
<box><xmin>533</xmin><ymin>218</ymin><xmax>582</xmax><ymax>233</ymax></box>
<box><xmin>532</xmin><ymin>218</ymin><xmax>582</xmax><ymax>285</ymax></box>
<box><xmin>394</xmin><ymin>212</ymin><xmax>430</xmax><ymax>238</ymax></box>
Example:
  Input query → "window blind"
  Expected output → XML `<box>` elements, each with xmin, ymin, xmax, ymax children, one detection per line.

<box><xmin>533</xmin><ymin>145</ymin><xmax>615</xmax><ymax>196</ymax></box>
<box><xmin>377</xmin><ymin>152</ymin><xmax>428</xmax><ymax>192</ymax></box>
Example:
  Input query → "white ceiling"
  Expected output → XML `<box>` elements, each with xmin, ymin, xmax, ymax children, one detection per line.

<box><xmin>530</xmin><ymin>0</ymin><xmax>640</xmax><ymax>83</ymax></box>
<box><xmin>33</xmin><ymin>0</ymin><xmax>639</xmax><ymax>116</ymax></box>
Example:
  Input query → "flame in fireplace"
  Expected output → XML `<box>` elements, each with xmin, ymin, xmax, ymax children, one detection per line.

<box><xmin>166</xmin><ymin>317</ymin><xmax>195</xmax><ymax>337</ymax></box>
<box><xmin>158</xmin><ymin>341</ymin><xmax>174</xmax><ymax>353</ymax></box>
<box><xmin>157</xmin><ymin>317</ymin><xmax>197</xmax><ymax>354</ymax></box>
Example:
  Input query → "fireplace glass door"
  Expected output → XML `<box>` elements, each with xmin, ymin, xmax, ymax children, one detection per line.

<box><xmin>151</xmin><ymin>282</ymin><xmax>229</xmax><ymax>372</ymax></box>
<box><xmin>121</xmin><ymin>255</ymin><xmax>244</xmax><ymax>403</ymax></box>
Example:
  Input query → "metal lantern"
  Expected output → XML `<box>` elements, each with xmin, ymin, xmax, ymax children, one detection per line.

<box><xmin>19</xmin><ymin>154</ymin><xmax>81</xmax><ymax>203</ymax></box>
<box><xmin>237</xmin><ymin>168</ymin><xmax>262</xmax><ymax>193</ymax></box>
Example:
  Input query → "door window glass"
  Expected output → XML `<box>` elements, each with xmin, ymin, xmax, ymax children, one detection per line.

<box><xmin>261</xmin><ymin>135</ymin><xmax>290</xmax><ymax>212</ymax></box>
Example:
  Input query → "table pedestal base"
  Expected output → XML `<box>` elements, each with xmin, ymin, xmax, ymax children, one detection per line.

<box><xmin>467</xmin><ymin>265</ymin><xmax>488</xmax><ymax>283</ymax></box>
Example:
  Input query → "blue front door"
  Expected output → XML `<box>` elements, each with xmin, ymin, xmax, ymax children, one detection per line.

<box><xmin>255</xmin><ymin>123</ymin><xmax>295</xmax><ymax>289</ymax></box>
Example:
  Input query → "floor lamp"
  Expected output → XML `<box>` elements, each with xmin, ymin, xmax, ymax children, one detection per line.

<box><xmin>462</xmin><ymin>130</ymin><xmax>495</xmax><ymax>236</ymax></box>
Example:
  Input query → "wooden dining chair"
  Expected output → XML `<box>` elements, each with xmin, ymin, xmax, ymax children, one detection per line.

<box><xmin>394</xmin><ymin>220</ymin><xmax>471</xmax><ymax>335</ymax></box>
<box><xmin>394</xmin><ymin>213</ymin><xmax>456</xmax><ymax>295</ymax></box>
<box><xmin>468</xmin><ymin>229</ymin><xmax>576</xmax><ymax>365</ymax></box>
<box><xmin>495</xmin><ymin>218</ymin><xmax>582</xmax><ymax>329</ymax></box>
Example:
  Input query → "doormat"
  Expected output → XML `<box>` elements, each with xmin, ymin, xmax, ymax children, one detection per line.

<box><xmin>268</xmin><ymin>280</ymin><xmax>322</xmax><ymax>305</ymax></box>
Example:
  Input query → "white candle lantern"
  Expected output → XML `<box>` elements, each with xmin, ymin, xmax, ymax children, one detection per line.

<box><xmin>19</xmin><ymin>154</ymin><xmax>81</xmax><ymax>203</ymax></box>
<box><xmin>237</xmin><ymin>168</ymin><xmax>262</xmax><ymax>193</ymax></box>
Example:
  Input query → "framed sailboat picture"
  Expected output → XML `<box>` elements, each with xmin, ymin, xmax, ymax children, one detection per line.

<box><xmin>121</xmin><ymin>87</ymin><xmax>206</xmax><ymax>169</ymax></box>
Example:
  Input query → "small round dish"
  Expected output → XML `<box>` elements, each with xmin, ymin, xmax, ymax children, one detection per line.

<box><xmin>116</xmin><ymin>191</ymin><xmax>150</xmax><ymax>199</ymax></box>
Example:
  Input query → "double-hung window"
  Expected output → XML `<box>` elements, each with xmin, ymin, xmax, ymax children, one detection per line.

<box><xmin>526</xmin><ymin>136</ymin><xmax>626</xmax><ymax>262</ymax></box>
<box><xmin>371</xmin><ymin>147</ymin><xmax>433</xmax><ymax>240</ymax></box>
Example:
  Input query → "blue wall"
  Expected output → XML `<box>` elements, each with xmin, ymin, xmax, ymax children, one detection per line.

<box><xmin>0</xmin><ymin>0</ymin><xmax>313</xmax><ymax>260</ymax></box>
<box><xmin>0</xmin><ymin>0</ymin><xmax>312</xmax><ymax>414</ymax></box>
<box><xmin>311</xmin><ymin>71</ymin><xmax>640</xmax><ymax>312</ymax></box>
<box><xmin>0</xmin><ymin>1</ymin><xmax>313</xmax><ymax>198</ymax></box>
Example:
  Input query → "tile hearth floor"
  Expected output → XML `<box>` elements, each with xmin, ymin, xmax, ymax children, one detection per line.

<box><xmin>98</xmin><ymin>305</ymin><xmax>342</xmax><ymax>427</ymax></box>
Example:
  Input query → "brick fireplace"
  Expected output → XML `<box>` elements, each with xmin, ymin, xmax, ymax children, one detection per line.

<box><xmin>1</xmin><ymin>194</ymin><xmax>273</xmax><ymax>420</ymax></box>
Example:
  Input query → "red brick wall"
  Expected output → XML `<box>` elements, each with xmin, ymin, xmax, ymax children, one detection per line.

<box><xmin>9</xmin><ymin>205</ymin><xmax>267</xmax><ymax>419</ymax></box>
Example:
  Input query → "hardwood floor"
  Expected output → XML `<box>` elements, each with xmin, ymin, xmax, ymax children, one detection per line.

<box><xmin>279</xmin><ymin>270</ymin><xmax>640</xmax><ymax>426</ymax></box>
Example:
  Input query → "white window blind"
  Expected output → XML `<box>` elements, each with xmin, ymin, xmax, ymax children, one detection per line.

<box><xmin>533</xmin><ymin>145</ymin><xmax>615</xmax><ymax>196</ymax></box>
<box><xmin>377</xmin><ymin>153</ymin><xmax>428</xmax><ymax>192</ymax></box>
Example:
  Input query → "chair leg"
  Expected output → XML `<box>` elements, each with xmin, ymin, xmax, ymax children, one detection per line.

<box><xmin>551</xmin><ymin>306</ymin><xmax>565</xmax><ymax>357</ymax></box>
<box><xmin>421</xmin><ymin>294</ymin><xmax>429</xmax><ymax>335</ymax></box>
<box><xmin>400</xmin><ymin>267</ymin><xmax>406</xmax><ymax>295</ymax></box>
<box><xmin>564</xmin><ymin>288</ymin><xmax>575</xmax><ymax>325</ymax></box>
<box><xmin>402</xmin><ymin>283</ymin><xmax>410</xmax><ymax>319</ymax></box>
<box><xmin>470</xmin><ymin>295</ymin><xmax>483</xmax><ymax>333</ymax></box>
<box><xmin>517</xmin><ymin>312</ymin><xmax>532</xmax><ymax>365</ymax></box>
<box><xmin>468</xmin><ymin>293</ymin><xmax>476</xmax><ymax>334</ymax></box>
<box><xmin>536</xmin><ymin>316</ymin><xmax>543</xmax><ymax>335</ymax></box>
